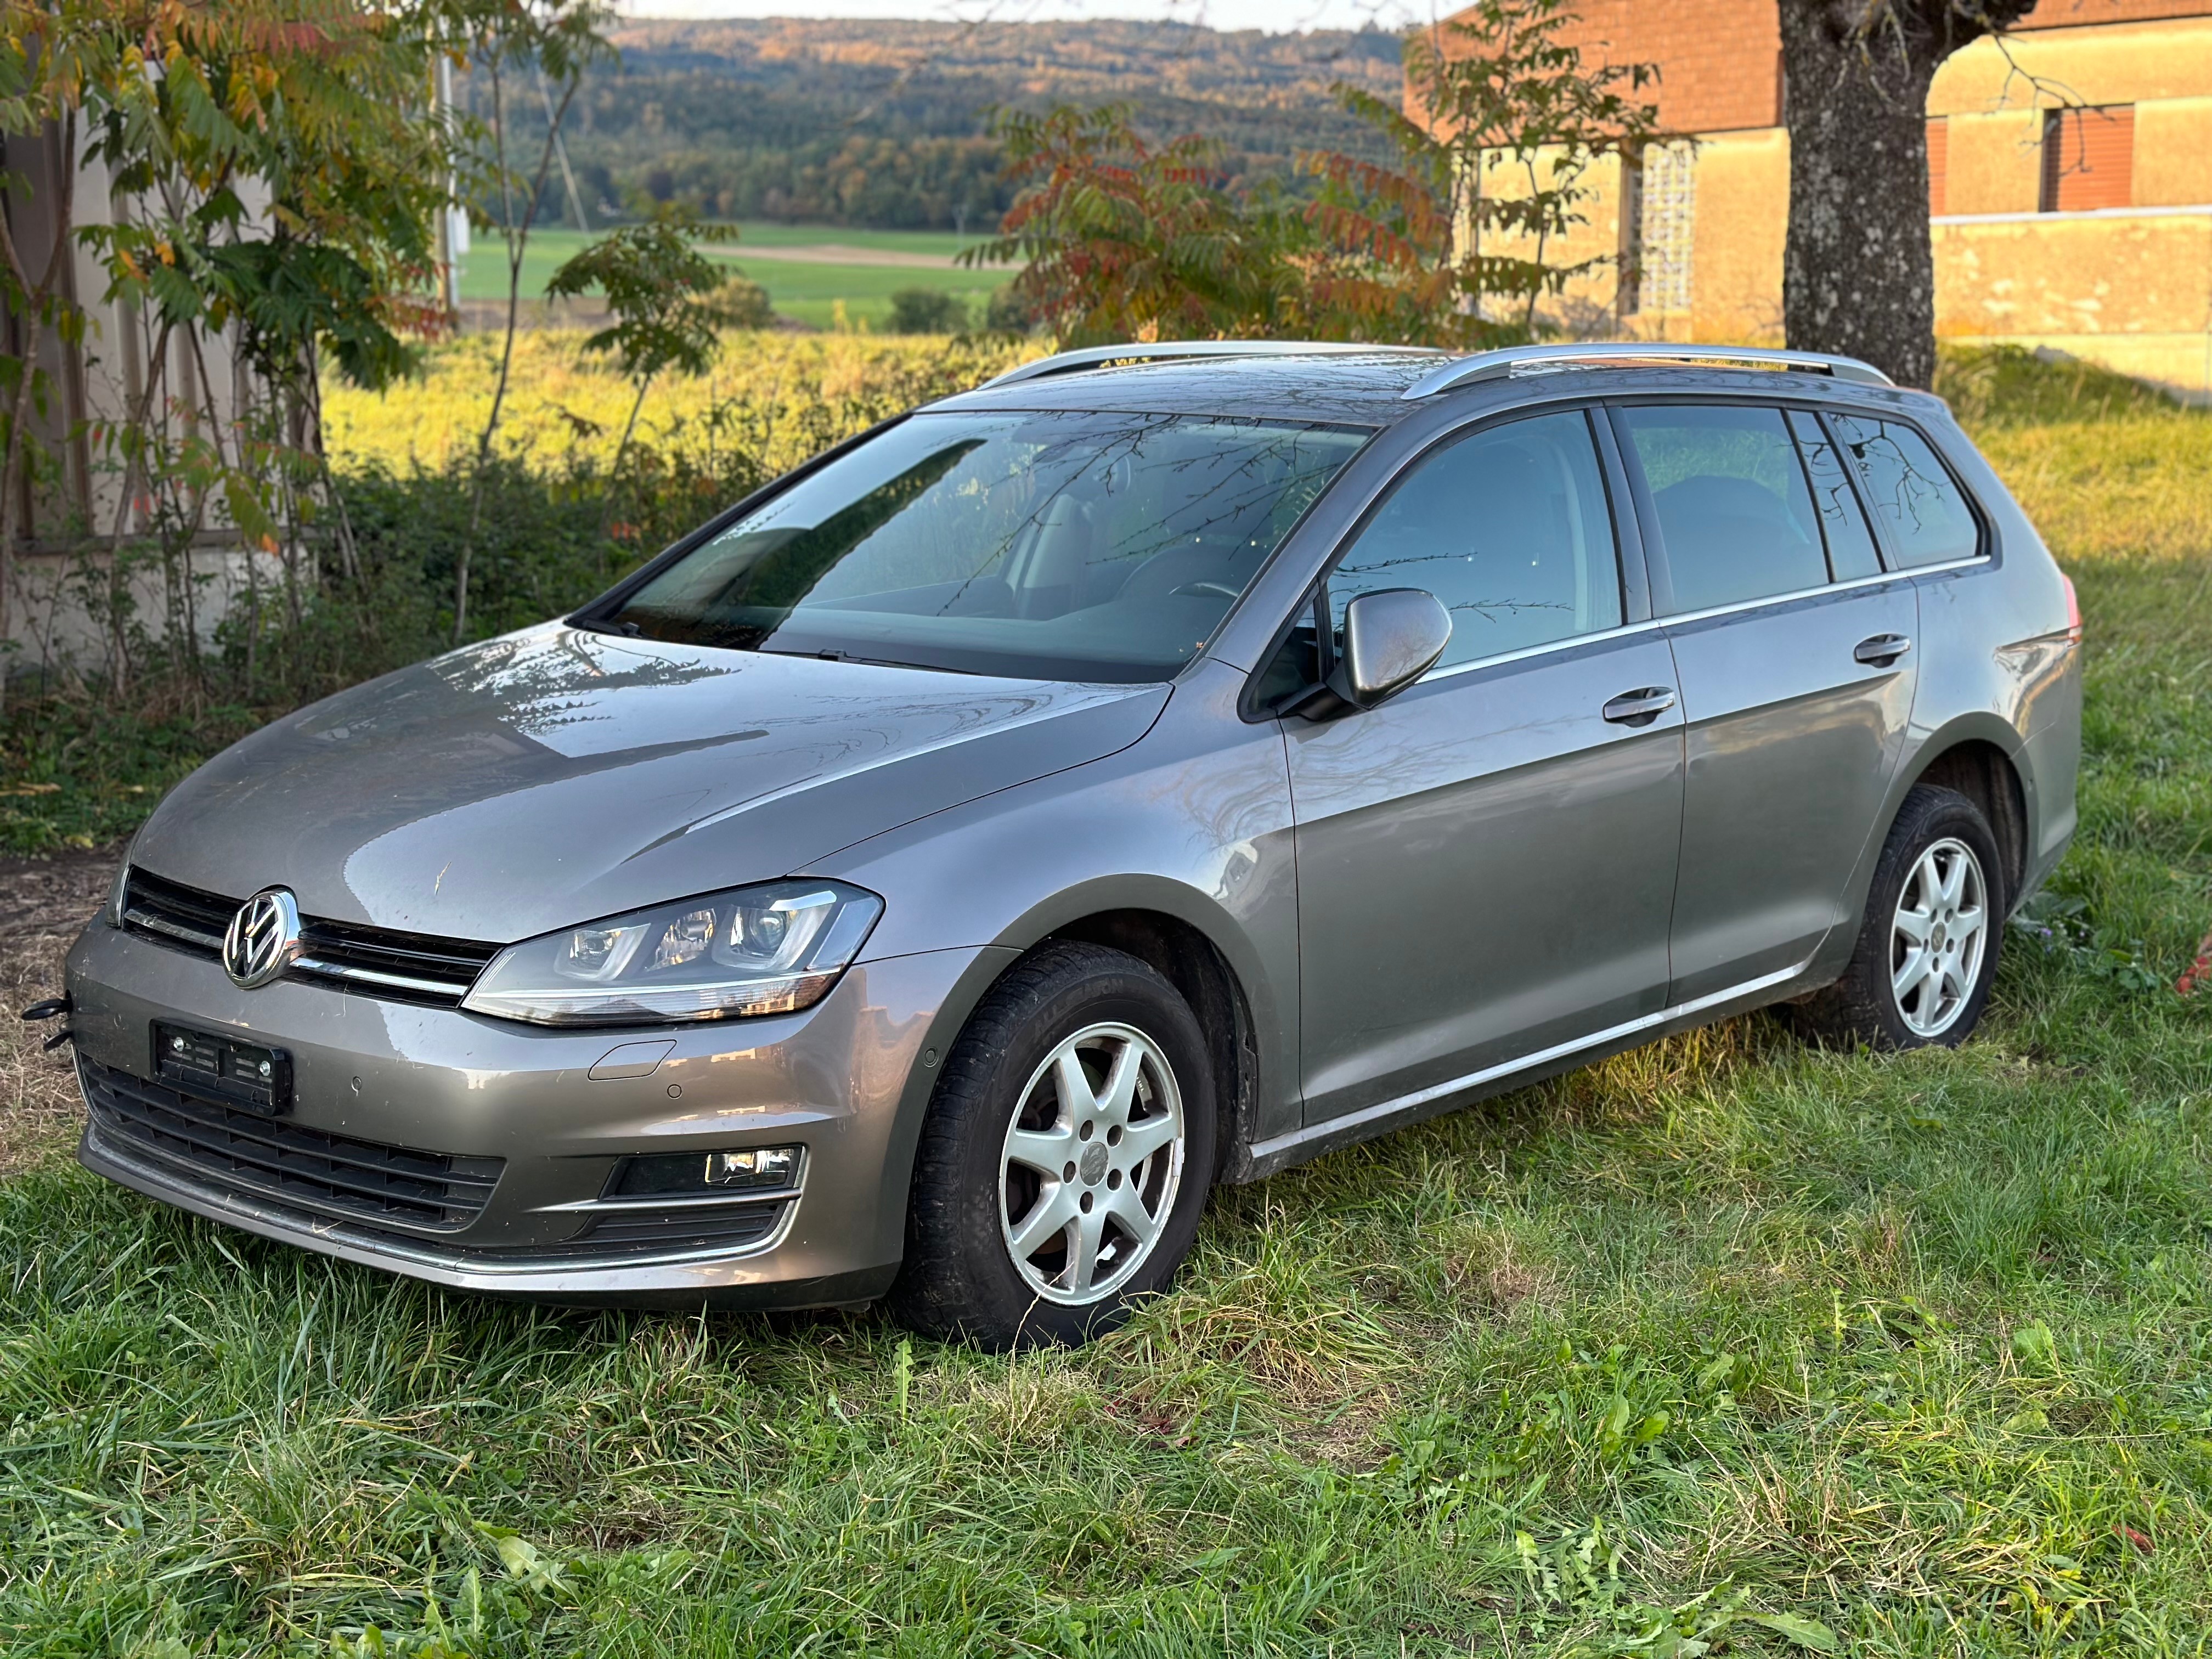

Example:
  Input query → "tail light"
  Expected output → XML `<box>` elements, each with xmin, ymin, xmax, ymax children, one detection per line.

<box><xmin>2061</xmin><ymin>572</ymin><xmax>2083</xmax><ymax>644</ymax></box>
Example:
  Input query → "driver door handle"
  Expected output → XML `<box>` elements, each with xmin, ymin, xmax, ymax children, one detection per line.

<box><xmin>1854</xmin><ymin>633</ymin><xmax>1912</xmax><ymax>667</ymax></box>
<box><xmin>1601</xmin><ymin>687</ymin><xmax>1677</xmax><ymax>727</ymax></box>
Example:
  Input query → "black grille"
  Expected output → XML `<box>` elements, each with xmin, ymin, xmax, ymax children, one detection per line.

<box><xmin>81</xmin><ymin>1056</ymin><xmax>502</xmax><ymax>1232</ymax></box>
<box><xmin>121</xmin><ymin>868</ymin><xmax>233</xmax><ymax>951</ymax></box>
<box><xmin>121</xmin><ymin>867</ymin><xmax>498</xmax><ymax>1009</ymax></box>
<box><xmin>573</xmin><ymin>1205</ymin><xmax>783</xmax><ymax>1252</ymax></box>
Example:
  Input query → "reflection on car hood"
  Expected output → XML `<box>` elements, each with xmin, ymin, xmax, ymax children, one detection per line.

<box><xmin>129</xmin><ymin>624</ymin><xmax>1169</xmax><ymax>941</ymax></box>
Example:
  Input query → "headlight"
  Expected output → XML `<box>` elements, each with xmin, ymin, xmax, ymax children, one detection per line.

<box><xmin>106</xmin><ymin>860</ymin><xmax>132</xmax><ymax>928</ymax></box>
<box><xmin>460</xmin><ymin>879</ymin><xmax>883</xmax><ymax>1027</ymax></box>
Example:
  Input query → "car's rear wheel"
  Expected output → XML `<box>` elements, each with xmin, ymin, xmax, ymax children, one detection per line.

<box><xmin>1788</xmin><ymin>783</ymin><xmax>2004</xmax><ymax>1050</ymax></box>
<box><xmin>888</xmin><ymin>942</ymin><xmax>1216</xmax><ymax>1349</ymax></box>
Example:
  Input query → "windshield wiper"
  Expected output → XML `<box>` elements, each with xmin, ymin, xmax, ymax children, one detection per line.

<box><xmin>567</xmin><ymin>616</ymin><xmax>640</xmax><ymax>638</ymax></box>
<box><xmin>757</xmin><ymin>645</ymin><xmax>981</xmax><ymax>676</ymax></box>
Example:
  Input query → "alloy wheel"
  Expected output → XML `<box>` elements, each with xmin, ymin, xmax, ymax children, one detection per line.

<box><xmin>1889</xmin><ymin>836</ymin><xmax>1988</xmax><ymax>1039</ymax></box>
<box><xmin>997</xmin><ymin>1022</ymin><xmax>1186</xmax><ymax>1305</ymax></box>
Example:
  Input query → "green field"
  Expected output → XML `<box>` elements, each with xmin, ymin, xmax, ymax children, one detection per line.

<box><xmin>3</xmin><ymin>349</ymin><xmax>2211</xmax><ymax>1655</ymax></box>
<box><xmin>456</xmin><ymin>223</ymin><xmax>1012</xmax><ymax>330</ymax></box>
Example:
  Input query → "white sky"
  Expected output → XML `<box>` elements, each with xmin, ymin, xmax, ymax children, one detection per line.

<box><xmin>616</xmin><ymin>0</ymin><xmax>1432</xmax><ymax>33</ymax></box>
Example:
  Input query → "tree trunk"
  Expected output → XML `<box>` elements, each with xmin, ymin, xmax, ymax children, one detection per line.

<box><xmin>1777</xmin><ymin>0</ymin><xmax>2033</xmax><ymax>388</ymax></box>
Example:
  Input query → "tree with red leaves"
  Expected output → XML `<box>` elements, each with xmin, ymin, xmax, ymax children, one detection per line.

<box><xmin>961</xmin><ymin>103</ymin><xmax>1302</xmax><ymax>347</ymax></box>
<box><xmin>965</xmin><ymin>0</ymin><xmax>1657</xmax><ymax>351</ymax></box>
<box><xmin>1301</xmin><ymin>0</ymin><xmax>1658</xmax><ymax>347</ymax></box>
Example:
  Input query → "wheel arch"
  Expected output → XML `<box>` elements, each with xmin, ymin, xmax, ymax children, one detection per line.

<box><xmin>985</xmin><ymin>876</ymin><xmax>1276</xmax><ymax>1187</ymax></box>
<box><xmin>1034</xmin><ymin>909</ymin><xmax>1257</xmax><ymax>1186</ymax></box>
<box><xmin>1900</xmin><ymin>725</ymin><xmax>2031</xmax><ymax>909</ymax></box>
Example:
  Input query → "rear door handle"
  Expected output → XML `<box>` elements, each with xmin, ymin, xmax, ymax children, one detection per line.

<box><xmin>1601</xmin><ymin>687</ymin><xmax>1677</xmax><ymax>727</ymax></box>
<box><xmin>1854</xmin><ymin>633</ymin><xmax>1912</xmax><ymax>667</ymax></box>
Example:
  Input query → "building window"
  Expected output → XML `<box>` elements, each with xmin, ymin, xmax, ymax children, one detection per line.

<box><xmin>1927</xmin><ymin>117</ymin><xmax>1948</xmax><ymax>217</ymax></box>
<box><xmin>1618</xmin><ymin>154</ymin><xmax>1644</xmax><ymax>317</ymax></box>
<box><xmin>1638</xmin><ymin>140</ymin><xmax>1697</xmax><ymax>317</ymax></box>
<box><xmin>2041</xmin><ymin>105</ymin><xmax>2134</xmax><ymax>213</ymax></box>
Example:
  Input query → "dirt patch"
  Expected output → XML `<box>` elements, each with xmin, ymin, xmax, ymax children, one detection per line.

<box><xmin>1</xmin><ymin>848</ymin><xmax>117</xmax><ymax>1173</ymax></box>
<box><xmin>712</xmin><ymin>242</ymin><xmax>956</xmax><ymax>269</ymax></box>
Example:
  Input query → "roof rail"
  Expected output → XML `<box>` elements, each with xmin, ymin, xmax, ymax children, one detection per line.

<box><xmin>1402</xmin><ymin>342</ymin><xmax>1894</xmax><ymax>400</ymax></box>
<box><xmin>976</xmin><ymin>340</ymin><xmax>1443</xmax><ymax>391</ymax></box>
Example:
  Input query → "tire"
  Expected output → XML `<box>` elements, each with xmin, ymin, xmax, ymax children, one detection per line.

<box><xmin>887</xmin><ymin>941</ymin><xmax>1217</xmax><ymax>1350</ymax></box>
<box><xmin>1788</xmin><ymin>784</ymin><xmax>2005</xmax><ymax>1051</ymax></box>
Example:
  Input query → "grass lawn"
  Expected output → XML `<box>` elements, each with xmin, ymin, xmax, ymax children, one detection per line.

<box><xmin>3</xmin><ymin>353</ymin><xmax>2211</xmax><ymax>1655</ymax></box>
<box><xmin>456</xmin><ymin>224</ymin><xmax>1011</xmax><ymax>330</ymax></box>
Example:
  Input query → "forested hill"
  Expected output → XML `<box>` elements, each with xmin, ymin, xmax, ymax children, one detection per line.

<box><xmin>550</xmin><ymin>16</ymin><xmax>1407</xmax><ymax>231</ymax></box>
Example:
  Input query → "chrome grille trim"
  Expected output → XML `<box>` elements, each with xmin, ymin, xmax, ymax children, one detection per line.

<box><xmin>290</xmin><ymin>956</ymin><xmax>475</xmax><ymax>998</ymax></box>
<box><xmin>533</xmin><ymin>1187</ymin><xmax>798</xmax><ymax>1214</ymax></box>
<box><xmin>120</xmin><ymin>868</ymin><xmax>497</xmax><ymax>1009</ymax></box>
<box><xmin>122</xmin><ymin>904</ymin><xmax>224</xmax><ymax>951</ymax></box>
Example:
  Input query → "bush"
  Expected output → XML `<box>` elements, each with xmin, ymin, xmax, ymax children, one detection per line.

<box><xmin>3</xmin><ymin>334</ymin><xmax>1047</xmax><ymax>852</ymax></box>
<box><xmin>0</xmin><ymin>453</ymin><xmax>746</xmax><ymax>853</ymax></box>
<box><xmin>887</xmin><ymin>287</ymin><xmax>969</xmax><ymax>334</ymax></box>
<box><xmin>983</xmin><ymin>284</ymin><xmax>1040</xmax><ymax>336</ymax></box>
<box><xmin>713</xmin><ymin>273</ymin><xmax>777</xmax><ymax>329</ymax></box>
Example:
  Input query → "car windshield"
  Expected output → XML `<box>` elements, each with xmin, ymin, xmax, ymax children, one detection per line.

<box><xmin>602</xmin><ymin>409</ymin><xmax>1370</xmax><ymax>682</ymax></box>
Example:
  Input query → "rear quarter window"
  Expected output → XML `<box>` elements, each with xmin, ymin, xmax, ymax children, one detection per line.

<box><xmin>1825</xmin><ymin>412</ymin><xmax>1983</xmax><ymax>569</ymax></box>
<box><xmin>1787</xmin><ymin>408</ymin><xmax>1883</xmax><ymax>582</ymax></box>
<box><xmin>1617</xmin><ymin>403</ymin><xmax>1828</xmax><ymax>614</ymax></box>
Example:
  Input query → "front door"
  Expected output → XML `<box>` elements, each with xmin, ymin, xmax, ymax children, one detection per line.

<box><xmin>1284</xmin><ymin>408</ymin><xmax>1686</xmax><ymax>1126</ymax></box>
<box><xmin>1612</xmin><ymin>402</ymin><xmax>1920</xmax><ymax>1004</ymax></box>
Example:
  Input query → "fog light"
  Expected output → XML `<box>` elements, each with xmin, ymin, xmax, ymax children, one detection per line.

<box><xmin>708</xmin><ymin>1147</ymin><xmax>795</xmax><ymax>1187</ymax></box>
<box><xmin>611</xmin><ymin>1145</ymin><xmax>803</xmax><ymax>1198</ymax></box>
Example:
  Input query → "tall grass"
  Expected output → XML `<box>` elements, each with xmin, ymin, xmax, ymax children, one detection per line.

<box><xmin>321</xmin><ymin>329</ymin><xmax>1035</xmax><ymax>476</ymax></box>
<box><xmin>1</xmin><ymin>346</ymin><xmax>2209</xmax><ymax>1655</ymax></box>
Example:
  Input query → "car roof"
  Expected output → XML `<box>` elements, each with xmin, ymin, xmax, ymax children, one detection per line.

<box><xmin>926</xmin><ymin>351</ymin><xmax>1449</xmax><ymax>425</ymax></box>
<box><xmin>925</xmin><ymin>348</ymin><xmax>1947</xmax><ymax>430</ymax></box>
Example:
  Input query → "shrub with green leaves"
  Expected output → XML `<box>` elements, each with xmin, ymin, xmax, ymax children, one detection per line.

<box><xmin>887</xmin><ymin>287</ymin><xmax>970</xmax><ymax>334</ymax></box>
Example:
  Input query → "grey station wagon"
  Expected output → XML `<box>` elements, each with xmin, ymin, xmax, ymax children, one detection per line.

<box><xmin>62</xmin><ymin>341</ymin><xmax>2083</xmax><ymax>1347</ymax></box>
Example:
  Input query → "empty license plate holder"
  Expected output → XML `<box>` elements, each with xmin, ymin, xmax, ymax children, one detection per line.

<box><xmin>153</xmin><ymin>1022</ymin><xmax>294</xmax><ymax>1117</ymax></box>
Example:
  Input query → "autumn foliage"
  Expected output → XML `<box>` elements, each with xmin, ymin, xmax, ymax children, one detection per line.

<box><xmin>969</xmin><ymin>0</ymin><xmax>1660</xmax><ymax>351</ymax></box>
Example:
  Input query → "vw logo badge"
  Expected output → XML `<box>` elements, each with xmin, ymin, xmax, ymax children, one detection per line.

<box><xmin>222</xmin><ymin>888</ymin><xmax>303</xmax><ymax>989</ymax></box>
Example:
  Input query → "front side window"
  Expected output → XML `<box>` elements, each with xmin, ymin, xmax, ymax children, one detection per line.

<box><xmin>1826</xmin><ymin>413</ymin><xmax>1982</xmax><ymax>570</ymax></box>
<box><xmin>606</xmin><ymin>410</ymin><xmax>1368</xmax><ymax>683</ymax></box>
<box><xmin>1619</xmin><ymin>403</ymin><xmax>1827</xmax><ymax>614</ymax></box>
<box><xmin>1323</xmin><ymin>409</ymin><xmax>1623</xmax><ymax>674</ymax></box>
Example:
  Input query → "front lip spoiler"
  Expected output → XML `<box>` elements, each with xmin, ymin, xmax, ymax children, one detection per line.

<box><xmin>75</xmin><ymin>1123</ymin><xmax>884</xmax><ymax>1306</ymax></box>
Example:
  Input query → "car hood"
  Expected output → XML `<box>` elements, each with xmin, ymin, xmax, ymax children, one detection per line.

<box><xmin>129</xmin><ymin>624</ymin><xmax>1169</xmax><ymax>942</ymax></box>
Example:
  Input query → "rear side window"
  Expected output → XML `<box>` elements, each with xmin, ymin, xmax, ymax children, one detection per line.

<box><xmin>1324</xmin><ymin>409</ymin><xmax>1623</xmax><ymax>672</ymax></box>
<box><xmin>1618</xmin><ymin>404</ymin><xmax>1827</xmax><ymax>613</ymax></box>
<box><xmin>1825</xmin><ymin>413</ymin><xmax>1982</xmax><ymax>569</ymax></box>
<box><xmin>1787</xmin><ymin>409</ymin><xmax>1883</xmax><ymax>581</ymax></box>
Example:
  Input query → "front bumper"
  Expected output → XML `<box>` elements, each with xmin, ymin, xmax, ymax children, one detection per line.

<box><xmin>65</xmin><ymin>921</ymin><xmax>1011</xmax><ymax>1307</ymax></box>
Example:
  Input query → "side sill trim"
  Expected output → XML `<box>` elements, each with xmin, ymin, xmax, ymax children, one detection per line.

<box><xmin>1251</xmin><ymin>959</ymin><xmax>1809</xmax><ymax>1166</ymax></box>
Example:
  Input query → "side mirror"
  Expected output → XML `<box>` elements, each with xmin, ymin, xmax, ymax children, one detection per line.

<box><xmin>1295</xmin><ymin>588</ymin><xmax>1451</xmax><ymax>718</ymax></box>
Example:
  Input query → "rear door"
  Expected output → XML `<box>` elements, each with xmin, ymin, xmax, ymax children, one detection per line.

<box><xmin>1611</xmin><ymin>401</ymin><xmax>1920</xmax><ymax>1005</ymax></box>
<box><xmin>1283</xmin><ymin>407</ymin><xmax>1686</xmax><ymax>1126</ymax></box>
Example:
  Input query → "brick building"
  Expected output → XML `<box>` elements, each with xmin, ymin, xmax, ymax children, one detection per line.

<box><xmin>1441</xmin><ymin>0</ymin><xmax>2212</xmax><ymax>397</ymax></box>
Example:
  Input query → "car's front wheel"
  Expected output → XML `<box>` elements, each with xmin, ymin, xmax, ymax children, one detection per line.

<box><xmin>1788</xmin><ymin>783</ymin><xmax>2004</xmax><ymax>1050</ymax></box>
<box><xmin>888</xmin><ymin>942</ymin><xmax>1216</xmax><ymax>1348</ymax></box>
